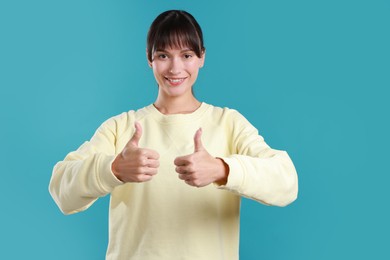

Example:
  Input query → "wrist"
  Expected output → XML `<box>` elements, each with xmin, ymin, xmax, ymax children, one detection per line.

<box><xmin>214</xmin><ymin>158</ymin><xmax>229</xmax><ymax>186</ymax></box>
<box><xmin>111</xmin><ymin>155</ymin><xmax>123</xmax><ymax>181</ymax></box>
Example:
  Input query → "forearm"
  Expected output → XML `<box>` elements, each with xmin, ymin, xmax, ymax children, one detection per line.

<box><xmin>219</xmin><ymin>150</ymin><xmax>298</xmax><ymax>207</ymax></box>
<box><xmin>49</xmin><ymin>153</ymin><xmax>122</xmax><ymax>214</ymax></box>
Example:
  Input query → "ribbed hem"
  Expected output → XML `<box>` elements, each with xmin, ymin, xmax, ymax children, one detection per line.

<box><xmin>97</xmin><ymin>154</ymin><xmax>124</xmax><ymax>193</ymax></box>
<box><xmin>217</xmin><ymin>157</ymin><xmax>244</xmax><ymax>191</ymax></box>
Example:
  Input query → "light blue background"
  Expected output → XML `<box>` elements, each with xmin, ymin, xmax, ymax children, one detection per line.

<box><xmin>1</xmin><ymin>0</ymin><xmax>389</xmax><ymax>259</ymax></box>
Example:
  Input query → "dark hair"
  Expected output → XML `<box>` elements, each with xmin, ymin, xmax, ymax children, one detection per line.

<box><xmin>147</xmin><ymin>10</ymin><xmax>205</xmax><ymax>62</ymax></box>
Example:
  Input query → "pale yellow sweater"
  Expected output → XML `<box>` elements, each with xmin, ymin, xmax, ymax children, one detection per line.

<box><xmin>49</xmin><ymin>103</ymin><xmax>298</xmax><ymax>260</ymax></box>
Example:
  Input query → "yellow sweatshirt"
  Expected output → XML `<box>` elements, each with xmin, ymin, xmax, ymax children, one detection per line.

<box><xmin>49</xmin><ymin>103</ymin><xmax>298</xmax><ymax>260</ymax></box>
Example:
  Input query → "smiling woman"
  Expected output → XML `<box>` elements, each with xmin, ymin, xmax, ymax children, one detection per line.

<box><xmin>147</xmin><ymin>10</ymin><xmax>206</xmax><ymax>114</ymax></box>
<box><xmin>49</xmin><ymin>9</ymin><xmax>298</xmax><ymax>260</ymax></box>
<box><xmin>151</xmin><ymin>47</ymin><xmax>205</xmax><ymax>113</ymax></box>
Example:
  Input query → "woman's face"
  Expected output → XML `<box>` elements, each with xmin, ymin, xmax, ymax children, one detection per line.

<box><xmin>149</xmin><ymin>46</ymin><xmax>205</xmax><ymax>98</ymax></box>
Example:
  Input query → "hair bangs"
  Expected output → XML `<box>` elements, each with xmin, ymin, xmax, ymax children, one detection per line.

<box><xmin>154</xmin><ymin>26</ymin><xmax>200</xmax><ymax>54</ymax></box>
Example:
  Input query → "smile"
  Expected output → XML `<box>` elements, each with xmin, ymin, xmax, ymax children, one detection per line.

<box><xmin>165</xmin><ymin>77</ymin><xmax>186</xmax><ymax>83</ymax></box>
<box><xmin>164</xmin><ymin>77</ymin><xmax>187</xmax><ymax>86</ymax></box>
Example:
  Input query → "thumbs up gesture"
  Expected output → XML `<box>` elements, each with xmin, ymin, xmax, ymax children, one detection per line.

<box><xmin>174</xmin><ymin>128</ymin><xmax>229</xmax><ymax>187</ymax></box>
<box><xmin>111</xmin><ymin>122</ymin><xmax>160</xmax><ymax>183</ymax></box>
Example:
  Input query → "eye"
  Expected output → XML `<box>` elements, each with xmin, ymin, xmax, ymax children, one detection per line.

<box><xmin>155</xmin><ymin>52</ymin><xmax>169</xmax><ymax>60</ymax></box>
<box><xmin>158</xmin><ymin>54</ymin><xmax>168</xmax><ymax>59</ymax></box>
<box><xmin>184</xmin><ymin>53</ymin><xmax>193</xmax><ymax>59</ymax></box>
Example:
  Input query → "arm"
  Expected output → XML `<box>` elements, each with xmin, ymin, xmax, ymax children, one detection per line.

<box><xmin>48</xmin><ymin>117</ymin><xmax>123</xmax><ymax>215</ymax></box>
<box><xmin>219</xmin><ymin>111</ymin><xmax>298</xmax><ymax>207</ymax></box>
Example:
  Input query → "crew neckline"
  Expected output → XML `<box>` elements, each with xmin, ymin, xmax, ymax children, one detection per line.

<box><xmin>145</xmin><ymin>102</ymin><xmax>210</xmax><ymax>124</ymax></box>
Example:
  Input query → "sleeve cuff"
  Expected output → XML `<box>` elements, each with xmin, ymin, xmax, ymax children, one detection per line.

<box><xmin>217</xmin><ymin>156</ymin><xmax>244</xmax><ymax>191</ymax></box>
<box><xmin>97</xmin><ymin>154</ymin><xmax>124</xmax><ymax>193</ymax></box>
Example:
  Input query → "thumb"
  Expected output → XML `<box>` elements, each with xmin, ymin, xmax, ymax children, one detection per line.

<box><xmin>194</xmin><ymin>128</ymin><xmax>204</xmax><ymax>152</ymax></box>
<box><xmin>129</xmin><ymin>122</ymin><xmax>142</xmax><ymax>147</ymax></box>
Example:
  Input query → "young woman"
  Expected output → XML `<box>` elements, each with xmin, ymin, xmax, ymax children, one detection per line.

<box><xmin>49</xmin><ymin>10</ymin><xmax>298</xmax><ymax>260</ymax></box>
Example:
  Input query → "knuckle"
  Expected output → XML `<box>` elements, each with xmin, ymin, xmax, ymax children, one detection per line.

<box><xmin>141</xmin><ymin>158</ymin><xmax>147</xmax><ymax>166</ymax></box>
<box><xmin>187</xmin><ymin>157</ymin><xmax>194</xmax><ymax>165</ymax></box>
<box><xmin>139</xmin><ymin>167</ymin><xmax>148</xmax><ymax>175</ymax></box>
<box><xmin>134</xmin><ymin>167</ymin><xmax>144</xmax><ymax>175</ymax></box>
<box><xmin>135</xmin><ymin>149</ymin><xmax>143</xmax><ymax>156</ymax></box>
<box><xmin>136</xmin><ymin>158</ymin><xmax>145</xmax><ymax>166</ymax></box>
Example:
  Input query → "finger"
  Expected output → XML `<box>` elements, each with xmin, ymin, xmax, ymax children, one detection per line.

<box><xmin>142</xmin><ymin>167</ymin><xmax>158</xmax><ymax>176</ymax></box>
<box><xmin>174</xmin><ymin>156</ymin><xmax>187</xmax><ymax>166</ymax></box>
<box><xmin>178</xmin><ymin>173</ymin><xmax>188</xmax><ymax>180</ymax></box>
<box><xmin>185</xmin><ymin>179</ymin><xmax>197</xmax><ymax>187</ymax></box>
<box><xmin>146</xmin><ymin>159</ymin><xmax>160</xmax><ymax>168</ymax></box>
<box><xmin>129</xmin><ymin>122</ymin><xmax>142</xmax><ymax>147</ymax></box>
<box><xmin>136</xmin><ymin>174</ymin><xmax>154</xmax><ymax>182</ymax></box>
<box><xmin>143</xmin><ymin>148</ymin><xmax>160</xmax><ymax>160</ymax></box>
<box><xmin>175</xmin><ymin>166</ymin><xmax>188</xmax><ymax>174</ymax></box>
<box><xmin>194</xmin><ymin>127</ymin><xmax>204</xmax><ymax>152</ymax></box>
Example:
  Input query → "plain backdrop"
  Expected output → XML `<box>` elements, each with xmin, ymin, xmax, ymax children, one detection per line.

<box><xmin>1</xmin><ymin>0</ymin><xmax>389</xmax><ymax>259</ymax></box>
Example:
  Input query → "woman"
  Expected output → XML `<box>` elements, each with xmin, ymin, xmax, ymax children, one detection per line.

<box><xmin>49</xmin><ymin>10</ymin><xmax>298</xmax><ymax>260</ymax></box>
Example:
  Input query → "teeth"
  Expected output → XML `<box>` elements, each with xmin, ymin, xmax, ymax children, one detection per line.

<box><xmin>168</xmin><ymin>78</ymin><xmax>184</xmax><ymax>83</ymax></box>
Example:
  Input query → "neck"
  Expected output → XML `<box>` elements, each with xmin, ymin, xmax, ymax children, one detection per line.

<box><xmin>154</xmin><ymin>95</ymin><xmax>201</xmax><ymax>115</ymax></box>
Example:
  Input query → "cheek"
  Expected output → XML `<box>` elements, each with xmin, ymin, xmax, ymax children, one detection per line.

<box><xmin>152</xmin><ymin>61</ymin><xmax>168</xmax><ymax>73</ymax></box>
<box><xmin>186</xmin><ymin>62</ymin><xmax>201</xmax><ymax>74</ymax></box>
<box><xmin>152</xmin><ymin>69</ymin><xmax>164</xmax><ymax>84</ymax></box>
<box><xmin>152</xmin><ymin>66</ymin><xmax>165</xmax><ymax>78</ymax></box>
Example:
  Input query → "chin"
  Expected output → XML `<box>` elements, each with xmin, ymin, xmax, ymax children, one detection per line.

<box><xmin>164</xmin><ymin>85</ymin><xmax>190</xmax><ymax>96</ymax></box>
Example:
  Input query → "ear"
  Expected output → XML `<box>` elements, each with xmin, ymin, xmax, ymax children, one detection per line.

<box><xmin>199</xmin><ymin>50</ymin><xmax>206</xmax><ymax>68</ymax></box>
<box><xmin>146</xmin><ymin>48</ymin><xmax>152</xmax><ymax>68</ymax></box>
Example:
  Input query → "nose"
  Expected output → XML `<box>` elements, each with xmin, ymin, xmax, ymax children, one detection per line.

<box><xmin>169</xmin><ymin>57</ymin><xmax>182</xmax><ymax>75</ymax></box>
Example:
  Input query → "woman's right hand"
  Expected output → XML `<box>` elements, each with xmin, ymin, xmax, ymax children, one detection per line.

<box><xmin>111</xmin><ymin>122</ymin><xmax>160</xmax><ymax>183</ymax></box>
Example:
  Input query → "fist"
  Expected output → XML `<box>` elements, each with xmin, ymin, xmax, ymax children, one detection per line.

<box><xmin>174</xmin><ymin>128</ymin><xmax>228</xmax><ymax>187</ymax></box>
<box><xmin>111</xmin><ymin>122</ymin><xmax>160</xmax><ymax>183</ymax></box>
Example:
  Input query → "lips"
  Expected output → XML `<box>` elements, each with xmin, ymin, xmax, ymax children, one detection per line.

<box><xmin>165</xmin><ymin>77</ymin><xmax>187</xmax><ymax>86</ymax></box>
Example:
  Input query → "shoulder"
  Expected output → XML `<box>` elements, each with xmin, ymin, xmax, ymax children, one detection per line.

<box><xmin>205</xmin><ymin>103</ymin><xmax>249</xmax><ymax>124</ymax></box>
<box><xmin>204</xmin><ymin>103</ymin><xmax>258</xmax><ymax>139</ymax></box>
<box><xmin>97</xmin><ymin>105</ymin><xmax>153</xmax><ymax>135</ymax></box>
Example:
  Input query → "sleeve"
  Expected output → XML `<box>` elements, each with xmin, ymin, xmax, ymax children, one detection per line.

<box><xmin>218</xmin><ymin>111</ymin><xmax>298</xmax><ymax>207</ymax></box>
<box><xmin>48</xmin><ymin>115</ymin><xmax>126</xmax><ymax>215</ymax></box>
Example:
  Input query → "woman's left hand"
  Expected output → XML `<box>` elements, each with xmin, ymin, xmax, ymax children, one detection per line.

<box><xmin>174</xmin><ymin>128</ymin><xmax>229</xmax><ymax>187</ymax></box>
